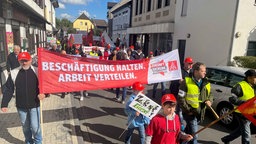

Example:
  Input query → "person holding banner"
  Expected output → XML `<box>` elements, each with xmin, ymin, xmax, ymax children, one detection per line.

<box><xmin>145</xmin><ymin>94</ymin><xmax>193</xmax><ymax>144</ymax></box>
<box><xmin>178</xmin><ymin>62</ymin><xmax>213</xmax><ymax>144</ymax></box>
<box><xmin>1</xmin><ymin>52</ymin><xmax>45</xmax><ymax>144</ymax></box>
<box><xmin>221</xmin><ymin>69</ymin><xmax>256</xmax><ymax>144</ymax></box>
<box><xmin>124</xmin><ymin>82</ymin><xmax>150</xmax><ymax>144</ymax></box>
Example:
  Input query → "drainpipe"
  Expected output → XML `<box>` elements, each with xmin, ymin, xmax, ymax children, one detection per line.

<box><xmin>228</xmin><ymin>0</ymin><xmax>239</xmax><ymax>65</ymax></box>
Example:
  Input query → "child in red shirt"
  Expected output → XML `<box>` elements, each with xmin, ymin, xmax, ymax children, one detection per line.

<box><xmin>145</xmin><ymin>94</ymin><xmax>193</xmax><ymax>144</ymax></box>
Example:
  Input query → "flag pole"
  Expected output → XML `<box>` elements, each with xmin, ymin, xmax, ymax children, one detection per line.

<box><xmin>40</xmin><ymin>100</ymin><xmax>44</xmax><ymax>140</ymax></box>
<box><xmin>118</xmin><ymin>116</ymin><xmax>136</xmax><ymax>139</ymax></box>
<box><xmin>192</xmin><ymin>107</ymin><xmax>238</xmax><ymax>137</ymax></box>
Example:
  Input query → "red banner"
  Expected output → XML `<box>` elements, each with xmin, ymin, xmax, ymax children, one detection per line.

<box><xmin>237</xmin><ymin>97</ymin><xmax>256</xmax><ymax>126</ymax></box>
<box><xmin>38</xmin><ymin>48</ymin><xmax>149</xmax><ymax>93</ymax></box>
<box><xmin>38</xmin><ymin>48</ymin><xmax>182</xmax><ymax>93</ymax></box>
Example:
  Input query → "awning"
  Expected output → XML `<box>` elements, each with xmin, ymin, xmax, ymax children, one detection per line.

<box><xmin>127</xmin><ymin>22</ymin><xmax>174</xmax><ymax>34</ymax></box>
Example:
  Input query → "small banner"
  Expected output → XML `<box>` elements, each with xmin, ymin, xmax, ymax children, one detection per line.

<box><xmin>237</xmin><ymin>96</ymin><xmax>256</xmax><ymax>126</ymax></box>
<box><xmin>38</xmin><ymin>48</ymin><xmax>181</xmax><ymax>93</ymax></box>
<box><xmin>129</xmin><ymin>93</ymin><xmax>161</xmax><ymax>119</ymax></box>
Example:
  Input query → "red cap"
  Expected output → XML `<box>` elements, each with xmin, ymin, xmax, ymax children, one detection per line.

<box><xmin>130</xmin><ymin>45</ymin><xmax>134</xmax><ymax>49</ymax></box>
<box><xmin>116</xmin><ymin>47</ymin><xmax>120</xmax><ymax>51</ymax></box>
<box><xmin>184</xmin><ymin>57</ymin><xmax>193</xmax><ymax>63</ymax></box>
<box><xmin>107</xmin><ymin>44</ymin><xmax>111</xmax><ymax>49</ymax></box>
<box><xmin>132</xmin><ymin>82</ymin><xmax>145</xmax><ymax>91</ymax></box>
<box><xmin>150</xmin><ymin>51</ymin><xmax>153</xmax><ymax>55</ymax></box>
<box><xmin>18</xmin><ymin>52</ymin><xmax>31</xmax><ymax>61</ymax></box>
<box><xmin>161</xmin><ymin>94</ymin><xmax>176</xmax><ymax>105</ymax></box>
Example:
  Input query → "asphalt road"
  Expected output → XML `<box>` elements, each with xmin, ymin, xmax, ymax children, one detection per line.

<box><xmin>71</xmin><ymin>85</ymin><xmax>256</xmax><ymax>144</ymax></box>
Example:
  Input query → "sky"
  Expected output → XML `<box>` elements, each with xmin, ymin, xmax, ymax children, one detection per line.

<box><xmin>56</xmin><ymin>0</ymin><xmax>121</xmax><ymax>22</ymax></box>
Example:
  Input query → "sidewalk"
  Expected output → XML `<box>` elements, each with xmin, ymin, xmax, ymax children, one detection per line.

<box><xmin>0</xmin><ymin>93</ymin><xmax>80</xmax><ymax>144</ymax></box>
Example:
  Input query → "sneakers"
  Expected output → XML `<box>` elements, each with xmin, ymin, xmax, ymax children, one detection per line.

<box><xmin>80</xmin><ymin>96</ymin><xmax>84</xmax><ymax>101</ymax></box>
<box><xmin>114</xmin><ymin>97</ymin><xmax>121</xmax><ymax>102</ymax></box>
<box><xmin>83</xmin><ymin>91</ymin><xmax>88</xmax><ymax>97</ymax></box>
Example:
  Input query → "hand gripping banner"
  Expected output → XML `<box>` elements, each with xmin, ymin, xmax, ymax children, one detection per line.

<box><xmin>38</xmin><ymin>48</ymin><xmax>182</xmax><ymax>93</ymax></box>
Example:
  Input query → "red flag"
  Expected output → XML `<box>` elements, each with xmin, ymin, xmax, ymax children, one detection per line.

<box><xmin>237</xmin><ymin>96</ymin><xmax>256</xmax><ymax>126</ymax></box>
<box><xmin>68</xmin><ymin>34</ymin><xmax>74</xmax><ymax>47</ymax></box>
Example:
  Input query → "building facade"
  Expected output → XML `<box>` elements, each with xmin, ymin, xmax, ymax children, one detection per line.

<box><xmin>173</xmin><ymin>0</ymin><xmax>256</xmax><ymax>66</ymax></box>
<box><xmin>127</xmin><ymin>0</ymin><xmax>175</xmax><ymax>57</ymax></box>
<box><xmin>0</xmin><ymin>0</ymin><xmax>58</xmax><ymax>86</ymax></box>
<box><xmin>73</xmin><ymin>13</ymin><xmax>94</xmax><ymax>32</ymax></box>
<box><xmin>110</xmin><ymin>0</ymin><xmax>132</xmax><ymax>48</ymax></box>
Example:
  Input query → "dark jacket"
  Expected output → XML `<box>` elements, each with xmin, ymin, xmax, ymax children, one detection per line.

<box><xmin>229</xmin><ymin>80</ymin><xmax>256</xmax><ymax>106</ymax></box>
<box><xmin>178</xmin><ymin>76</ymin><xmax>213</xmax><ymax>121</ymax></box>
<box><xmin>6</xmin><ymin>52</ymin><xmax>20</xmax><ymax>72</ymax></box>
<box><xmin>1</xmin><ymin>66</ymin><xmax>40</xmax><ymax>109</ymax></box>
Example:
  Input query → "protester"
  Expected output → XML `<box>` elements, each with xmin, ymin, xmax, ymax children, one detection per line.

<box><xmin>115</xmin><ymin>51</ymin><xmax>128</xmax><ymax>104</ymax></box>
<box><xmin>124</xmin><ymin>82</ymin><xmax>150</xmax><ymax>144</ymax></box>
<box><xmin>103</xmin><ymin>44</ymin><xmax>111</xmax><ymax>60</ymax></box>
<box><xmin>136</xmin><ymin>47</ymin><xmax>144</xmax><ymax>59</ymax></box>
<box><xmin>49</xmin><ymin>44</ymin><xmax>60</xmax><ymax>53</ymax></box>
<box><xmin>221</xmin><ymin>69</ymin><xmax>256</xmax><ymax>144</ymax></box>
<box><xmin>145</xmin><ymin>94</ymin><xmax>193</xmax><ymax>144</ymax></box>
<box><xmin>1</xmin><ymin>52</ymin><xmax>45</xmax><ymax>144</ymax></box>
<box><xmin>178</xmin><ymin>62</ymin><xmax>213</xmax><ymax>144</ymax></box>
<box><xmin>170</xmin><ymin>57</ymin><xmax>194</xmax><ymax>129</ymax></box>
<box><xmin>89</xmin><ymin>47</ymin><xmax>98</xmax><ymax>57</ymax></box>
<box><xmin>6</xmin><ymin>45</ymin><xmax>21</xmax><ymax>73</ymax></box>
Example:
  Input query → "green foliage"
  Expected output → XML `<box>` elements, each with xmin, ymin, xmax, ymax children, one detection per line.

<box><xmin>94</xmin><ymin>28</ymin><xmax>103</xmax><ymax>36</ymax></box>
<box><xmin>56</xmin><ymin>18</ymin><xmax>76</xmax><ymax>34</ymax></box>
<box><xmin>233</xmin><ymin>56</ymin><xmax>256</xmax><ymax>69</ymax></box>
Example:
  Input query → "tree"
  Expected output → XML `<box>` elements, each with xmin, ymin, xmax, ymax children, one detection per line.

<box><xmin>56</xmin><ymin>18</ymin><xmax>76</xmax><ymax>36</ymax></box>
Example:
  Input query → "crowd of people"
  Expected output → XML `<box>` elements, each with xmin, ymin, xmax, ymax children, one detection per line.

<box><xmin>1</xmin><ymin>40</ymin><xmax>256</xmax><ymax>144</ymax></box>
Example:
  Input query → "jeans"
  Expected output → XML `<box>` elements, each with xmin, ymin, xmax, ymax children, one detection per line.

<box><xmin>116</xmin><ymin>87</ymin><xmax>127</xmax><ymax>101</ymax></box>
<box><xmin>221</xmin><ymin>113</ymin><xmax>251</xmax><ymax>144</ymax></box>
<box><xmin>17</xmin><ymin>107</ymin><xmax>42</xmax><ymax>144</ymax></box>
<box><xmin>125</xmin><ymin>125</ymin><xmax>145</xmax><ymax>144</ymax></box>
<box><xmin>152</xmin><ymin>82</ymin><xmax>166</xmax><ymax>98</ymax></box>
<box><xmin>183</xmin><ymin>114</ymin><xmax>198</xmax><ymax>144</ymax></box>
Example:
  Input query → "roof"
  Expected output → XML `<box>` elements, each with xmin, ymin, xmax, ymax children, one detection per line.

<box><xmin>207</xmin><ymin>66</ymin><xmax>250</xmax><ymax>76</ymax></box>
<box><xmin>107</xmin><ymin>2</ymin><xmax>117</xmax><ymax>9</ymax></box>
<box><xmin>77</xmin><ymin>13</ymin><xmax>90</xmax><ymax>20</ymax></box>
<box><xmin>93</xmin><ymin>19</ymin><xmax>107</xmax><ymax>27</ymax></box>
<box><xmin>109</xmin><ymin>0</ymin><xmax>131</xmax><ymax>13</ymax></box>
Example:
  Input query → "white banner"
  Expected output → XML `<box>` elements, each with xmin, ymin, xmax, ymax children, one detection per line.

<box><xmin>129</xmin><ymin>93</ymin><xmax>162</xmax><ymax>119</ymax></box>
<box><xmin>147</xmin><ymin>49</ymin><xmax>182</xmax><ymax>84</ymax></box>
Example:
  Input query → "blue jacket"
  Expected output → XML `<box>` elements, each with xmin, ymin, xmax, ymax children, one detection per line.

<box><xmin>125</xmin><ymin>93</ymin><xmax>150</xmax><ymax>128</ymax></box>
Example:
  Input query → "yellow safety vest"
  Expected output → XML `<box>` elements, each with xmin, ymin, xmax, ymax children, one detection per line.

<box><xmin>234</xmin><ymin>81</ymin><xmax>255</xmax><ymax>113</ymax></box>
<box><xmin>89</xmin><ymin>51</ymin><xmax>98</xmax><ymax>56</ymax></box>
<box><xmin>185</xmin><ymin>77</ymin><xmax>211</xmax><ymax>108</ymax></box>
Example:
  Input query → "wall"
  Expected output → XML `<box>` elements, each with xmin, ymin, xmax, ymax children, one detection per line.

<box><xmin>231</xmin><ymin>0</ymin><xmax>256</xmax><ymax>59</ymax></box>
<box><xmin>173</xmin><ymin>0</ymin><xmax>237</xmax><ymax>66</ymax></box>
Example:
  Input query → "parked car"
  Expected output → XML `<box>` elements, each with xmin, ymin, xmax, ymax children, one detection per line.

<box><xmin>206</xmin><ymin>66</ymin><xmax>256</xmax><ymax>132</ymax></box>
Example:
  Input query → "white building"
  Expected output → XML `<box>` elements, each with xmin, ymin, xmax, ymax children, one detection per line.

<box><xmin>173</xmin><ymin>0</ymin><xmax>256</xmax><ymax>66</ymax></box>
<box><xmin>109</xmin><ymin>0</ymin><xmax>132</xmax><ymax>48</ymax></box>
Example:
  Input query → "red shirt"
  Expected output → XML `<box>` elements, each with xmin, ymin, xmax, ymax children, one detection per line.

<box><xmin>145</xmin><ymin>114</ymin><xmax>181</xmax><ymax>144</ymax></box>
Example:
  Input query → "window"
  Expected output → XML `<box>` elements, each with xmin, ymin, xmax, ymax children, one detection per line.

<box><xmin>147</xmin><ymin>0</ymin><xmax>152</xmax><ymax>12</ymax></box>
<box><xmin>165</xmin><ymin>0</ymin><xmax>170</xmax><ymax>6</ymax></box>
<box><xmin>0</xmin><ymin>28</ymin><xmax>6</xmax><ymax>64</ymax></box>
<box><xmin>80</xmin><ymin>22</ymin><xmax>83</xmax><ymax>26</ymax></box>
<box><xmin>227</xmin><ymin>74</ymin><xmax>243</xmax><ymax>87</ymax></box>
<box><xmin>157</xmin><ymin>0</ymin><xmax>162</xmax><ymax>9</ymax></box>
<box><xmin>181</xmin><ymin>0</ymin><xmax>188</xmax><ymax>16</ymax></box>
<box><xmin>139</xmin><ymin>0</ymin><xmax>143</xmax><ymax>14</ymax></box>
<box><xmin>247</xmin><ymin>41</ymin><xmax>256</xmax><ymax>56</ymax></box>
<box><xmin>85</xmin><ymin>22</ymin><xmax>87</xmax><ymax>26</ymax></box>
<box><xmin>206</xmin><ymin>69</ymin><xmax>228</xmax><ymax>86</ymax></box>
<box><xmin>135</xmin><ymin>0</ymin><xmax>139</xmax><ymax>15</ymax></box>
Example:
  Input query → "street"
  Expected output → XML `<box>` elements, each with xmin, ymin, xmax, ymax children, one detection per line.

<box><xmin>72</xmin><ymin>85</ymin><xmax>256</xmax><ymax>144</ymax></box>
<box><xmin>0</xmin><ymin>84</ymin><xmax>255</xmax><ymax>144</ymax></box>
